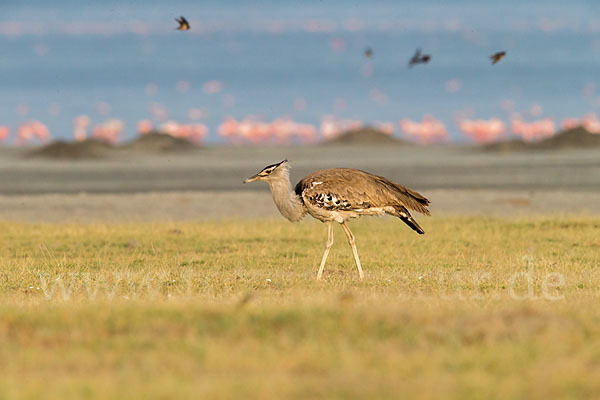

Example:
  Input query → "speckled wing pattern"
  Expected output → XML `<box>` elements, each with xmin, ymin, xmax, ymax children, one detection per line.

<box><xmin>294</xmin><ymin>168</ymin><xmax>430</xmax><ymax>215</ymax></box>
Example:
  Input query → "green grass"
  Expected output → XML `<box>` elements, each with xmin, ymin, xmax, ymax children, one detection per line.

<box><xmin>1</xmin><ymin>216</ymin><xmax>600</xmax><ymax>399</ymax></box>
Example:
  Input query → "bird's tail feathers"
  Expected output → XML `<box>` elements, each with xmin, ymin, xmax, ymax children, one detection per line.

<box><xmin>393</xmin><ymin>206</ymin><xmax>425</xmax><ymax>234</ymax></box>
<box><xmin>400</xmin><ymin>215</ymin><xmax>425</xmax><ymax>234</ymax></box>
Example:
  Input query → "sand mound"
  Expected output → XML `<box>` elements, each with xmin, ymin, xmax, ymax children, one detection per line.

<box><xmin>27</xmin><ymin>139</ymin><xmax>114</xmax><ymax>159</ymax></box>
<box><xmin>326</xmin><ymin>127</ymin><xmax>409</xmax><ymax>145</ymax></box>
<box><xmin>483</xmin><ymin>127</ymin><xmax>600</xmax><ymax>152</ymax></box>
<box><xmin>26</xmin><ymin>132</ymin><xmax>198</xmax><ymax>159</ymax></box>
<box><xmin>482</xmin><ymin>139</ymin><xmax>528</xmax><ymax>152</ymax></box>
<box><xmin>537</xmin><ymin>127</ymin><xmax>600</xmax><ymax>149</ymax></box>
<box><xmin>123</xmin><ymin>132</ymin><xmax>198</xmax><ymax>153</ymax></box>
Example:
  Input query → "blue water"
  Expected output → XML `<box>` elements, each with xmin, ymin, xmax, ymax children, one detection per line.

<box><xmin>1</xmin><ymin>0</ymin><xmax>600</xmax><ymax>142</ymax></box>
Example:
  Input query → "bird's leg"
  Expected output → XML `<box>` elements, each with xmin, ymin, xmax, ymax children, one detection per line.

<box><xmin>341</xmin><ymin>221</ymin><xmax>364</xmax><ymax>280</ymax></box>
<box><xmin>317</xmin><ymin>221</ymin><xmax>334</xmax><ymax>280</ymax></box>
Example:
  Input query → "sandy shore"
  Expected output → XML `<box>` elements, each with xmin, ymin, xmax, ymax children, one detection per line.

<box><xmin>1</xmin><ymin>144</ymin><xmax>598</xmax><ymax>221</ymax></box>
<box><xmin>1</xmin><ymin>189</ymin><xmax>599</xmax><ymax>222</ymax></box>
<box><xmin>1</xmin><ymin>145</ymin><xmax>599</xmax><ymax>194</ymax></box>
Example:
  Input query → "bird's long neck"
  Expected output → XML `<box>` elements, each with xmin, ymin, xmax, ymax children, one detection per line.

<box><xmin>267</xmin><ymin>170</ymin><xmax>305</xmax><ymax>222</ymax></box>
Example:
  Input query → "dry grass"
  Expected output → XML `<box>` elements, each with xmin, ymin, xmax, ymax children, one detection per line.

<box><xmin>1</xmin><ymin>216</ymin><xmax>600</xmax><ymax>399</ymax></box>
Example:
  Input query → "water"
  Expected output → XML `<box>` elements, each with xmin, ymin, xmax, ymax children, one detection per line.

<box><xmin>1</xmin><ymin>0</ymin><xmax>600</xmax><ymax>142</ymax></box>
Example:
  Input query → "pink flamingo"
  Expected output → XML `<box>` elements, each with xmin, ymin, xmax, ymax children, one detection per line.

<box><xmin>15</xmin><ymin>121</ymin><xmax>51</xmax><ymax>145</ymax></box>
<box><xmin>92</xmin><ymin>119</ymin><xmax>124</xmax><ymax>143</ymax></box>
<box><xmin>511</xmin><ymin>117</ymin><xmax>555</xmax><ymax>141</ymax></box>
<box><xmin>400</xmin><ymin>115</ymin><xmax>449</xmax><ymax>144</ymax></box>
<box><xmin>136</xmin><ymin>119</ymin><xmax>154</xmax><ymax>135</ymax></box>
<box><xmin>0</xmin><ymin>126</ymin><xmax>10</xmax><ymax>142</ymax></box>
<box><xmin>561</xmin><ymin>113</ymin><xmax>600</xmax><ymax>134</ymax></box>
<box><xmin>73</xmin><ymin>115</ymin><xmax>91</xmax><ymax>141</ymax></box>
<box><xmin>458</xmin><ymin>118</ymin><xmax>506</xmax><ymax>143</ymax></box>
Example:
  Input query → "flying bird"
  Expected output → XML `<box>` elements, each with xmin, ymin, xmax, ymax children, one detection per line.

<box><xmin>244</xmin><ymin>160</ymin><xmax>430</xmax><ymax>280</ymax></box>
<box><xmin>364</xmin><ymin>47</ymin><xmax>373</xmax><ymax>58</ymax></box>
<box><xmin>408</xmin><ymin>48</ymin><xmax>431</xmax><ymax>68</ymax></box>
<box><xmin>490</xmin><ymin>51</ymin><xmax>506</xmax><ymax>64</ymax></box>
<box><xmin>175</xmin><ymin>16</ymin><xmax>190</xmax><ymax>31</ymax></box>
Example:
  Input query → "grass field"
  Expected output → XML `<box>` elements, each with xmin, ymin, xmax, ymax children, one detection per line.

<box><xmin>1</xmin><ymin>216</ymin><xmax>600</xmax><ymax>399</ymax></box>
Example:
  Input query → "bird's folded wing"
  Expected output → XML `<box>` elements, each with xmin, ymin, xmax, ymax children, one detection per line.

<box><xmin>296</xmin><ymin>168</ymin><xmax>430</xmax><ymax>215</ymax></box>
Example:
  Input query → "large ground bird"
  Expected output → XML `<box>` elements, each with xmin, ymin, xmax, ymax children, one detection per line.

<box><xmin>244</xmin><ymin>160</ymin><xmax>430</xmax><ymax>279</ymax></box>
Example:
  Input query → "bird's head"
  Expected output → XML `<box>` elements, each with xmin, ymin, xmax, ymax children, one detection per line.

<box><xmin>243</xmin><ymin>160</ymin><xmax>289</xmax><ymax>183</ymax></box>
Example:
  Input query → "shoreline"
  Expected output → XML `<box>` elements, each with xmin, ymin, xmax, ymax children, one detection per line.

<box><xmin>1</xmin><ymin>189</ymin><xmax>599</xmax><ymax>223</ymax></box>
<box><xmin>0</xmin><ymin>145</ymin><xmax>599</xmax><ymax>194</ymax></box>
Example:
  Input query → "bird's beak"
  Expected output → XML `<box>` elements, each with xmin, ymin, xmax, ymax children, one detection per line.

<box><xmin>243</xmin><ymin>174</ymin><xmax>260</xmax><ymax>184</ymax></box>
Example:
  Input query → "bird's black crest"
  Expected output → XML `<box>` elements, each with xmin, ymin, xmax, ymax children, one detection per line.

<box><xmin>264</xmin><ymin>159</ymin><xmax>288</xmax><ymax>170</ymax></box>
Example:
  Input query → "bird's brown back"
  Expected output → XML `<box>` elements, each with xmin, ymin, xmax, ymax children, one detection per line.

<box><xmin>295</xmin><ymin>168</ymin><xmax>430</xmax><ymax>215</ymax></box>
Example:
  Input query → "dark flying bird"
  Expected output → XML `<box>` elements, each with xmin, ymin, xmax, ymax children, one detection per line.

<box><xmin>490</xmin><ymin>51</ymin><xmax>506</xmax><ymax>64</ymax></box>
<box><xmin>408</xmin><ymin>48</ymin><xmax>431</xmax><ymax>68</ymax></box>
<box><xmin>244</xmin><ymin>160</ymin><xmax>430</xmax><ymax>280</ymax></box>
<box><xmin>175</xmin><ymin>16</ymin><xmax>190</xmax><ymax>31</ymax></box>
<box><xmin>364</xmin><ymin>47</ymin><xmax>373</xmax><ymax>58</ymax></box>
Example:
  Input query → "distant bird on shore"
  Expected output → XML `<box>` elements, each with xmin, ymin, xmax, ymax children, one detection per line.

<box><xmin>408</xmin><ymin>48</ymin><xmax>431</xmax><ymax>68</ymax></box>
<box><xmin>364</xmin><ymin>47</ymin><xmax>373</xmax><ymax>58</ymax></box>
<box><xmin>244</xmin><ymin>160</ymin><xmax>430</xmax><ymax>280</ymax></box>
<box><xmin>490</xmin><ymin>51</ymin><xmax>506</xmax><ymax>64</ymax></box>
<box><xmin>175</xmin><ymin>16</ymin><xmax>190</xmax><ymax>31</ymax></box>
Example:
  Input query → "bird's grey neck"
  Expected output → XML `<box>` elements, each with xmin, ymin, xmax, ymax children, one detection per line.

<box><xmin>267</xmin><ymin>173</ymin><xmax>305</xmax><ymax>222</ymax></box>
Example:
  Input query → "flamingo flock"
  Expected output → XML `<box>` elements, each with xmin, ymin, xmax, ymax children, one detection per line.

<box><xmin>14</xmin><ymin>121</ymin><xmax>51</xmax><ymax>145</ymax></box>
<box><xmin>3</xmin><ymin>10</ymin><xmax>599</xmax><ymax>150</ymax></box>
<box><xmin>217</xmin><ymin>116</ymin><xmax>399</xmax><ymax>143</ymax></box>
<box><xmin>3</xmin><ymin>12</ymin><xmax>598</xmax><ymax>149</ymax></box>
<box><xmin>91</xmin><ymin>120</ymin><xmax>125</xmax><ymax>144</ymax></box>
<box><xmin>77</xmin><ymin>117</ymin><xmax>209</xmax><ymax>143</ymax></box>
<box><xmin>457</xmin><ymin>115</ymin><xmax>593</xmax><ymax>143</ymax></box>
<box><xmin>458</xmin><ymin>118</ymin><xmax>506</xmax><ymax>143</ymax></box>
<box><xmin>511</xmin><ymin>117</ymin><xmax>556</xmax><ymax>142</ymax></box>
<box><xmin>1</xmin><ymin>112</ymin><xmax>600</xmax><ymax>146</ymax></box>
<box><xmin>400</xmin><ymin>115</ymin><xmax>450</xmax><ymax>144</ymax></box>
<box><xmin>152</xmin><ymin>121</ymin><xmax>208</xmax><ymax>143</ymax></box>
<box><xmin>561</xmin><ymin>113</ymin><xmax>600</xmax><ymax>134</ymax></box>
<box><xmin>73</xmin><ymin>116</ymin><xmax>125</xmax><ymax>144</ymax></box>
<box><xmin>219</xmin><ymin>116</ymin><xmax>317</xmax><ymax>144</ymax></box>
<box><xmin>320</xmin><ymin>116</ymin><xmax>362</xmax><ymax>140</ymax></box>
